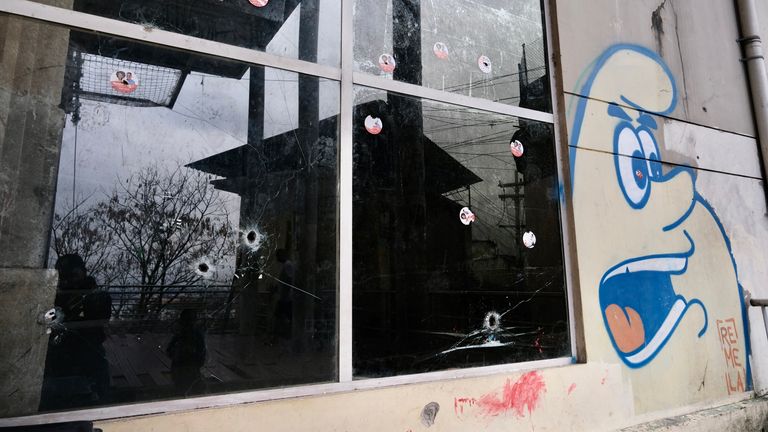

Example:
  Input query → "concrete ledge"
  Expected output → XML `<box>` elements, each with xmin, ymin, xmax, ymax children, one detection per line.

<box><xmin>621</xmin><ymin>396</ymin><xmax>768</xmax><ymax>432</ymax></box>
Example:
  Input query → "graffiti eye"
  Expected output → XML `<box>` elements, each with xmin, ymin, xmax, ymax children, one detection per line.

<box><xmin>638</xmin><ymin>129</ymin><xmax>662</xmax><ymax>178</ymax></box>
<box><xmin>616</xmin><ymin>127</ymin><xmax>650</xmax><ymax>208</ymax></box>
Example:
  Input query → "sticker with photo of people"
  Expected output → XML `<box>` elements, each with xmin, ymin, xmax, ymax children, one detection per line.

<box><xmin>433</xmin><ymin>42</ymin><xmax>449</xmax><ymax>60</ymax></box>
<box><xmin>110</xmin><ymin>70</ymin><xmax>139</xmax><ymax>94</ymax></box>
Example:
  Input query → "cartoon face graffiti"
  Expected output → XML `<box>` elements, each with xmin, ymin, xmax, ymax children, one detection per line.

<box><xmin>570</xmin><ymin>45</ymin><xmax>749</xmax><ymax>402</ymax></box>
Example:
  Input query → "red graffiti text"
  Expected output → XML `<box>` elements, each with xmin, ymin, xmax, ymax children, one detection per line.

<box><xmin>717</xmin><ymin>318</ymin><xmax>746</xmax><ymax>394</ymax></box>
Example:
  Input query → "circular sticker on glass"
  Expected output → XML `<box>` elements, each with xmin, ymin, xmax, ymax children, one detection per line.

<box><xmin>433</xmin><ymin>42</ymin><xmax>449</xmax><ymax>60</ymax></box>
<box><xmin>249</xmin><ymin>0</ymin><xmax>269</xmax><ymax>7</ymax></box>
<box><xmin>459</xmin><ymin>207</ymin><xmax>476</xmax><ymax>225</ymax></box>
<box><xmin>478</xmin><ymin>55</ymin><xmax>492</xmax><ymax>74</ymax></box>
<box><xmin>364</xmin><ymin>115</ymin><xmax>383</xmax><ymax>135</ymax></box>
<box><xmin>522</xmin><ymin>231</ymin><xmax>536</xmax><ymax>249</ymax></box>
<box><xmin>379</xmin><ymin>54</ymin><xmax>396</xmax><ymax>73</ymax></box>
<box><xmin>510</xmin><ymin>139</ymin><xmax>524</xmax><ymax>158</ymax></box>
<box><xmin>110</xmin><ymin>70</ymin><xmax>139</xmax><ymax>94</ymax></box>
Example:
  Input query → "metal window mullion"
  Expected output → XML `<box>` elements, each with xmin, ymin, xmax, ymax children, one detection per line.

<box><xmin>542</xmin><ymin>0</ymin><xmax>582</xmax><ymax>362</ymax></box>
<box><xmin>337</xmin><ymin>0</ymin><xmax>354</xmax><ymax>383</ymax></box>
<box><xmin>0</xmin><ymin>0</ymin><xmax>341</xmax><ymax>81</ymax></box>
<box><xmin>352</xmin><ymin>72</ymin><xmax>555</xmax><ymax>124</ymax></box>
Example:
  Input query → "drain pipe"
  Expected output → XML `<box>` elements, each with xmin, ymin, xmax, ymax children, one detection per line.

<box><xmin>736</xmin><ymin>0</ymin><xmax>768</xmax><ymax>186</ymax></box>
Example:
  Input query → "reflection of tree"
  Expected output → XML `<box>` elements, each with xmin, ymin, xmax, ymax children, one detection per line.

<box><xmin>52</xmin><ymin>164</ymin><xmax>235</xmax><ymax>319</ymax></box>
<box><xmin>52</xmin><ymin>200</ymin><xmax>126</xmax><ymax>287</ymax></box>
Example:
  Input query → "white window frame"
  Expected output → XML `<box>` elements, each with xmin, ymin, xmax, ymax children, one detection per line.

<box><xmin>0</xmin><ymin>0</ymin><xmax>579</xmax><ymax>426</ymax></box>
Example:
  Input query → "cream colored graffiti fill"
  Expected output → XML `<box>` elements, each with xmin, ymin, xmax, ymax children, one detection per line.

<box><xmin>570</xmin><ymin>45</ymin><xmax>749</xmax><ymax>412</ymax></box>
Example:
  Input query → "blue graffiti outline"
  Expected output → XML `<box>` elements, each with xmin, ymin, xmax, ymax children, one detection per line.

<box><xmin>613</xmin><ymin>123</ymin><xmax>653</xmax><ymax>208</ymax></box>
<box><xmin>570</xmin><ymin>44</ymin><xmax>751</xmax><ymax>387</ymax></box>
<box><xmin>568</xmin><ymin>44</ymin><xmax>677</xmax><ymax>187</ymax></box>
<box><xmin>599</xmin><ymin>230</ymin><xmax>708</xmax><ymax>368</ymax></box>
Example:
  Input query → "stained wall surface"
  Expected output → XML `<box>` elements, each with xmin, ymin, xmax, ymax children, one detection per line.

<box><xmin>561</xmin><ymin>0</ymin><xmax>768</xmax><ymax>415</ymax></box>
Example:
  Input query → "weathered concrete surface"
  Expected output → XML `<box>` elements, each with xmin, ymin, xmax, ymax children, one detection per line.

<box><xmin>0</xmin><ymin>269</ymin><xmax>58</xmax><ymax>417</ymax></box>
<box><xmin>0</xmin><ymin>11</ymin><xmax>70</xmax><ymax>269</ymax></box>
<box><xmin>621</xmin><ymin>396</ymin><xmax>768</xmax><ymax>431</ymax></box>
<box><xmin>565</xmin><ymin>94</ymin><xmax>763</xmax><ymax>179</ymax></box>
<box><xmin>94</xmin><ymin>363</ymin><xmax>634</xmax><ymax>432</ymax></box>
<box><xmin>557</xmin><ymin>0</ymin><xmax>755</xmax><ymax>137</ymax></box>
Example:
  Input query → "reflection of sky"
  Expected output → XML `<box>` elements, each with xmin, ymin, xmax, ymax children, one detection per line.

<box><xmin>53</xmin><ymin>3</ymin><xmax>342</xmax><ymax>277</ymax></box>
<box><xmin>266</xmin><ymin>0</ymin><xmax>341</xmax><ymax>67</ymax></box>
<box><xmin>55</xmin><ymin>70</ymin><xmax>339</xmax><ymax>213</ymax></box>
<box><xmin>354</xmin><ymin>0</ymin><xmax>545</xmax><ymax>105</ymax></box>
<box><xmin>55</xmin><ymin>0</ymin><xmax>341</xmax><ymax>213</ymax></box>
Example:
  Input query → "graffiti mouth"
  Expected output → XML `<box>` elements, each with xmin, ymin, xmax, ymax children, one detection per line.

<box><xmin>599</xmin><ymin>231</ymin><xmax>704</xmax><ymax>366</ymax></box>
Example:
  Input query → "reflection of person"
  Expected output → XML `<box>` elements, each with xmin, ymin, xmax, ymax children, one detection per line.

<box><xmin>39</xmin><ymin>254</ymin><xmax>112</xmax><ymax>410</ymax></box>
<box><xmin>166</xmin><ymin>309</ymin><xmax>206</xmax><ymax>395</ymax></box>
<box><xmin>125</xmin><ymin>72</ymin><xmax>136</xmax><ymax>85</ymax></box>
<box><xmin>267</xmin><ymin>249</ymin><xmax>295</xmax><ymax>344</ymax></box>
<box><xmin>115</xmin><ymin>70</ymin><xmax>127</xmax><ymax>84</ymax></box>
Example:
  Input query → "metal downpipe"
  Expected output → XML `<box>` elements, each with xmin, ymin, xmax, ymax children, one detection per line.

<box><xmin>736</xmin><ymin>0</ymin><xmax>768</xmax><ymax>189</ymax></box>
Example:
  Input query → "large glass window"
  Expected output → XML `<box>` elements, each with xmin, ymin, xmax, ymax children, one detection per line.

<box><xmin>0</xmin><ymin>14</ymin><xmax>339</xmax><ymax>414</ymax></box>
<box><xmin>352</xmin><ymin>87</ymin><xmax>567</xmax><ymax>377</ymax></box>
<box><xmin>353</xmin><ymin>0</ymin><xmax>551</xmax><ymax>111</ymax></box>
<box><xmin>0</xmin><ymin>0</ymin><xmax>569</xmax><ymax>421</ymax></box>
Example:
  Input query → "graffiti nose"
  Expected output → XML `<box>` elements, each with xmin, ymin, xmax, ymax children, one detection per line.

<box><xmin>655</xmin><ymin>167</ymin><xmax>696</xmax><ymax>232</ymax></box>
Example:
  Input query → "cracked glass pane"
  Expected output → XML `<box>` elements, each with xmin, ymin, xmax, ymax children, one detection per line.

<box><xmin>352</xmin><ymin>86</ymin><xmax>568</xmax><ymax>378</ymax></box>
<box><xmin>0</xmin><ymin>14</ymin><xmax>338</xmax><ymax>415</ymax></box>
<box><xmin>353</xmin><ymin>0</ymin><xmax>551</xmax><ymax>111</ymax></box>
<box><xmin>32</xmin><ymin>0</ymin><xmax>340</xmax><ymax>67</ymax></box>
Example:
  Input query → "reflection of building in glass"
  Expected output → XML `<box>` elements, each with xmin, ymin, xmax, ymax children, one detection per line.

<box><xmin>0</xmin><ymin>0</ymin><xmax>340</xmax><ymax>416</ymax></box>
<box><xmin>352</xmin><ymin>95</ymin><xmax>568</xmax><ymax>376</ymax></box>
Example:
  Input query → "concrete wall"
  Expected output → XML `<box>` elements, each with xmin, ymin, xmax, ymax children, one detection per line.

<box><xmin>0</xmin><ymin>5</ymin><xmax>73</xmax><ymax>416</ymax></box>
<box><xmin>5</xmin><ymin>0</ymin><xmax>768</xmax><ymax>430</ymax></box>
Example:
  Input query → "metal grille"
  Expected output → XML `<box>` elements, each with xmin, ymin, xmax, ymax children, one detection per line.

<box><xmin>71</xmin><ymin>50</ymin><xmax>184</xmax><ymax>108</ymax></box>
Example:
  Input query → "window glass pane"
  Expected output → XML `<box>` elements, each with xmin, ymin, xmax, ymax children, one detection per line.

<box><xmin>37</xmin><ymin>0</ymin><xmax>340</xmax><ymax>67</ymax></box>
<box><xmin>352</xmin><ymin>86</ymin><xmax>568</xmax><ymax>378</ymax></box>
<box><xmin>0</xmin><ymin>15</ymin><xmax>338</xmax><ymax>415</ymax></box>
<box><xmin>353</xmin><ymin>0</ymin><xmax>550</xmax><ymax>111</ymax></box>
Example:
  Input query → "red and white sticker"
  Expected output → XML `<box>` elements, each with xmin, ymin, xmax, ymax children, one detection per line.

<box><xmin>433</xmin><ymin>42</ymin><xmax>449</xmax><ymax>60</ymax></box>
<box><xmin>478</xmin><ymin>55</ymin><xmax>492</xmax><ymax>74</ymax></box>
<box><xmin>110</xmin><ymin>70</ymin><xmax>139</xmax><ymax>94</ymax></box>
<box><xmin>364</xmin><ymin>115</ymin><xmax>383</xmax><ymax>135</ymax></box>
<box><xmin>523</xmin><ymin>231</ymin><xmax>536</xmax><ymax>249</ymax></box>
<box><xmin>510</xmin><ymin>139</ymin><xmax>524</xmax><ymax>157</ymax></box>
<box><xmin>249</xmin><ymin>0</ymin><xmax>269</xmax><ymax>7</ymax></box>
<box><xmin>378</xmin><ymin>54</ymin><xmax>396</xmax><ymax>73</ymax></box>
<box><xmin>459</xmin><ymin>207</ymin><xmax>476</xmax><ymax>225</ymax></box>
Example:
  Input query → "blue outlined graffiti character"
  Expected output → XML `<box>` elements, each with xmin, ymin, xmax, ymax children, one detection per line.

<box><xmin>569</xmin><ymin>45</ymin><xmax>750</xmax><ymax>381</ymax></box>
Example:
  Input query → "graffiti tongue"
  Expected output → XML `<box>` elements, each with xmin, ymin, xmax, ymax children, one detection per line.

<box><xmin>605</xmin><ymin>304</ymin><xmax>645</xmax><ymax>353</ymax></box>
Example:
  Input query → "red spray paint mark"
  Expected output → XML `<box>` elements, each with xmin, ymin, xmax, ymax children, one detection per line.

<box><xmin>454</xmin><ymin>397</ymin><xmax>477</xmax><ymax>415</ymax></box>
<box><xmin>567</xmin><ymin>383</ymin><xmax>576</xmax><ymax>395</ymax></box>
<box><xmin>474</xmin><ymin>371</ymin><xmax>546</xmax><ymax>418</ymax></box>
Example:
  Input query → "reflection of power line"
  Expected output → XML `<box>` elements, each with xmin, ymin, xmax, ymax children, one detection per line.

<box><xmin>441</xmin><ymin>66</ymin><xmax>546</xmax><ymax>92</ymax></box>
